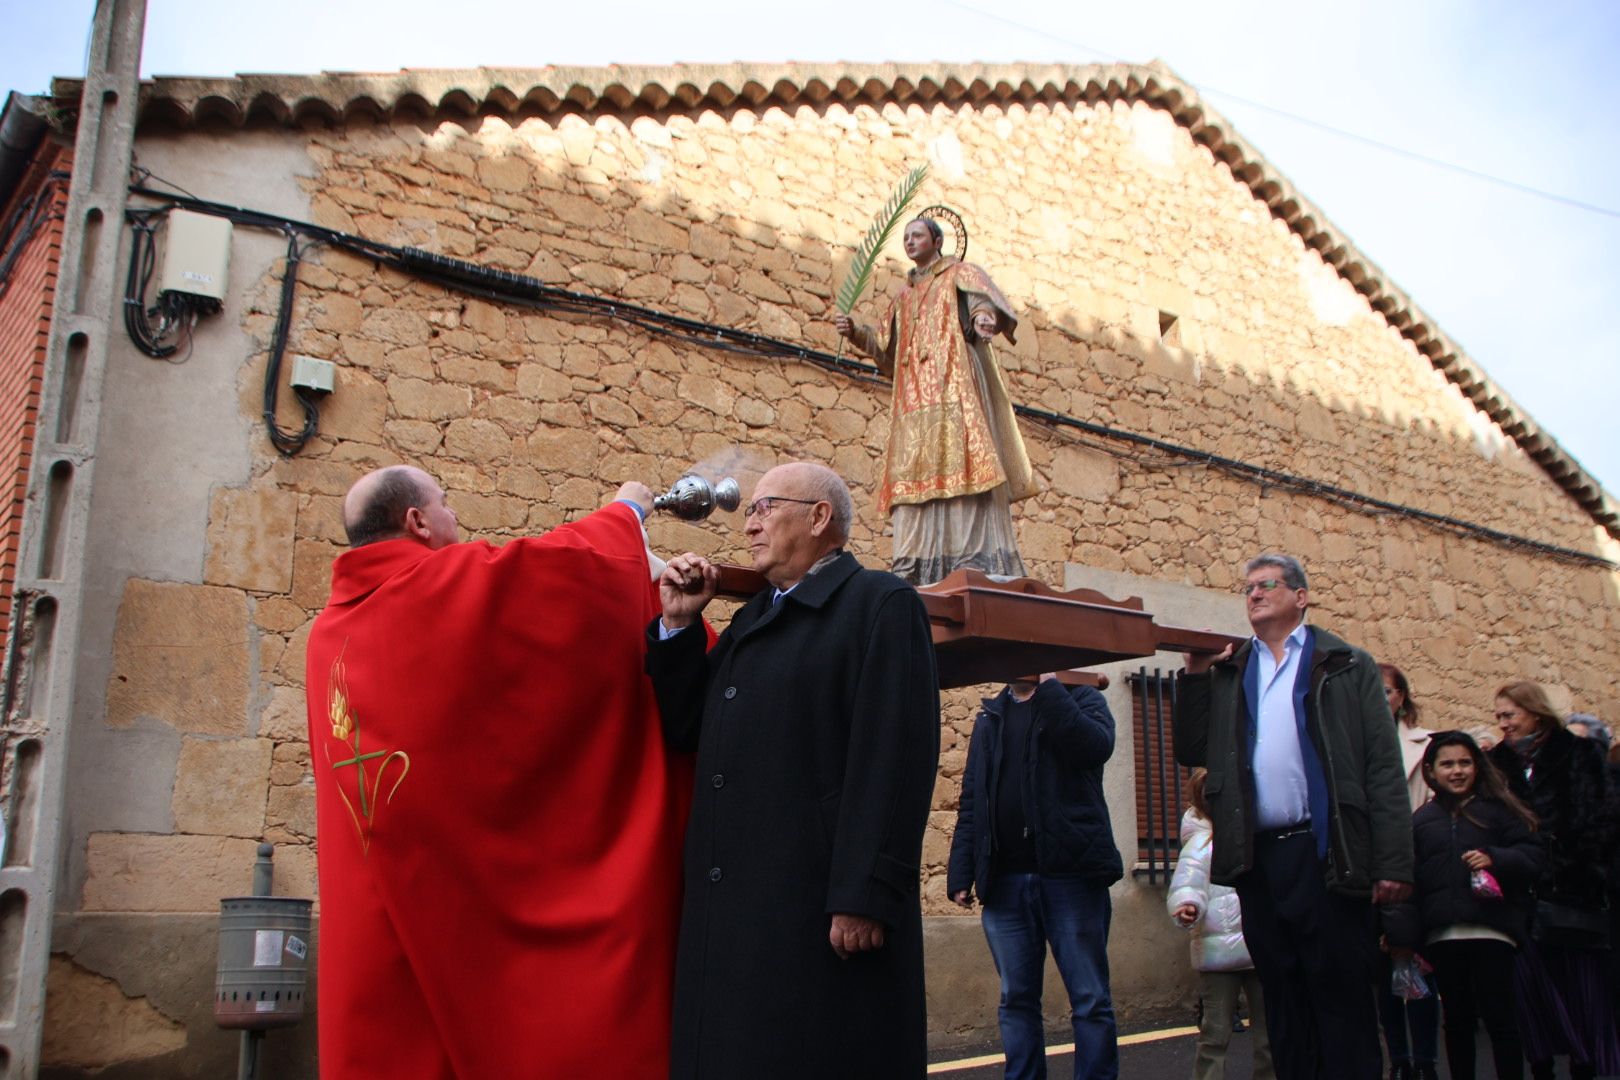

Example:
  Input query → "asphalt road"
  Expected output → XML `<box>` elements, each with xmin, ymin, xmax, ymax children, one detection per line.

<box><xmin>925</xmin><ymin>1023</ymin><xmax>1599</xmax><ymax>1079</ymax></box>
<box><xmin>927</xmin><ymin>1023</ymin><xmax>1219</xmax><ymax>1079</ymax></box>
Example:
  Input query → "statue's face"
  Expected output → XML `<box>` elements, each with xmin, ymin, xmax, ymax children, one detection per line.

<box><xmin>903</xmin><ymin>220</ymin><xmax>938</xmax><ymax>264</ymax></box>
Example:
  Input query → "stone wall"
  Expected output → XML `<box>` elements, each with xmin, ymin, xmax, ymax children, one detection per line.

<box><xmin>42</xmin><ymin>92</ymin><xmax>1620</xmax><ymax>1071</ymax></box>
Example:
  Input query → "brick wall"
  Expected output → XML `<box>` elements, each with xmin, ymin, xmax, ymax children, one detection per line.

<box><xmin>0</xmin><ymin>144</ymin><xmax>66</xmax><ymax>648</ymax></box>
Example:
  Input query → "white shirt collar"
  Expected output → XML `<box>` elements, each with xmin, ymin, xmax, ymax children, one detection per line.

<box><xmin>1251</xmin><ymin>620</ymin><xmax>1309</xmax><ymax>655</ymax></box>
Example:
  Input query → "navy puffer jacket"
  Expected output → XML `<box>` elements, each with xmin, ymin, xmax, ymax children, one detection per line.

<box><xmin>1382</xmin><ymin>795</ymin><xmax>1545</xmax><ymax>950</ymax></box>
<box><xmin>947</xmin><ymin>681</ymin><xmax>1124</xmax><ymax>902</ymax></box>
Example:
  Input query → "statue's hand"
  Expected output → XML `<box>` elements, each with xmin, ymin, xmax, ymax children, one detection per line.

<box><xmin>833</xmin><ymin>313</ymin><xmax>857</xmax><ymax>341</ymax></box>
<box><xmin>971</xmin><ymin>311</ymin><xmax>998</xmax><ymax>340</ymax></box>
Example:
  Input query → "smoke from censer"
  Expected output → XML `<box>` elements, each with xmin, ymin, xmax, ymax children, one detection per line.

<box><xmin>683</xmin><ymin>446</ymin><xmax>778</xmax><ymax>496</ymax></box>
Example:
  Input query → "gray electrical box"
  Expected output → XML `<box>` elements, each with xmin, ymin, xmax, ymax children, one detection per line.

<box><xmin>290</xmin><ymin>355</ymin><xmax>336</xmax><ymax>394</ymax></box>
<box><xmin>158</xmin><ymin>209</ymin><xmax>232</xmax><ymax>301</ymax></box>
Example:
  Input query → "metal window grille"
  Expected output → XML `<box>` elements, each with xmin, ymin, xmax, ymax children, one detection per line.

<box><xmin>1129</xmin><ymin>666</ymin><xmax>1189</xmax><ymax>885</ymax></box>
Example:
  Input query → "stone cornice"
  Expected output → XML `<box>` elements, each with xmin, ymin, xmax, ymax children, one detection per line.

<box><xmin>48</xmin><ymin>62</ymin><xmax>1617</xmax><ymax>538</ymax></box>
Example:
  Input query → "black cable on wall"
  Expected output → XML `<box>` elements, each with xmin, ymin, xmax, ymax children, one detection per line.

<box><xmin>122</xmin><ymin>185</ymin><xmax>1617</xmax><ymax>571</ymax></box>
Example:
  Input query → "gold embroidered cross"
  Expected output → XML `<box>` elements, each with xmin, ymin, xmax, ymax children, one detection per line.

<box><xmin>325</xmin><ymin>646</ymin><xmax>410</xmax><ymax>853</ymax></box>
<box><xmin>330</xmin><ymin>745</ymin><xmax>389</xmax><ymax>817</ymax></box>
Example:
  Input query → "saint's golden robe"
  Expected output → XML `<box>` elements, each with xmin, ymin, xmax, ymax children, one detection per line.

<box><xmin>855</xmin><ymin>258</ymin><xmax>1037</xmax><ymax>516</ymax></box>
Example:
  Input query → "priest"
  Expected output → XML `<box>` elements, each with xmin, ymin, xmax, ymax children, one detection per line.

<box><xmin>305</xmin><ymin>465</ymin><xmax>691</xmax><ymax>1078</ymax></box>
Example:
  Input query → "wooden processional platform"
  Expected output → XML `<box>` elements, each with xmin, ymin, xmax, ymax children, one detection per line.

<box><xmin>712</xmin><ymin>565</ymin><xmax>1238</xmax><ymax>690</ymax></box>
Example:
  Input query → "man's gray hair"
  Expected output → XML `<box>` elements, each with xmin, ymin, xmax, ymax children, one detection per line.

<box><xmin>803</xmin><ymin>465</ymin><xmax>855</xmax><ymax>546</ymax></box>
<box><xmin>1567</xmin><ymin>713</ymin><xmax>1612</xmax><ymax>750</ymax></box>
<box><xmin>1244</xmin><ymin>553</ymin><xmax>1309</xmax><ymax>591</ymax></box>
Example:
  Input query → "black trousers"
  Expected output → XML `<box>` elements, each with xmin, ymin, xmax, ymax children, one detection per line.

<box><xmin>1235</xmin><ymin>831</ymin><xmax>1381</xmax><ymax>1080</ymax></box>
<box><xmin>1425</xmin><ymin>938</ymin><xmax>1523</xmax><ymax>1080</ymax></box>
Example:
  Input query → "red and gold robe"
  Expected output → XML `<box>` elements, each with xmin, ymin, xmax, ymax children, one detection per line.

<box><xmin>305</xmin><ymin>502</ymin><xmax>691</xmax><ymax>1078</ymax></box>
<box><xmin>854</xmin><ymin>257</ymin><xmax>1037</xmax><ymax>515</ymax></box>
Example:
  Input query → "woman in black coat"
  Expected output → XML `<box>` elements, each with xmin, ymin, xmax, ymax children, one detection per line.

<box><xmin>1606</xmin><ymin>740</ymin><xmax>1620</xmax><ymax>1000</ymax></box>
<box><xmin>1487</xmin><ymin>681</ymin><xmax>1619</xmax><ymax>1080</ymax></box>
<box><xmin>1384</xmin><ymin>731</ymin><xmax>1544</xmax><ymax>1080</ymax></box>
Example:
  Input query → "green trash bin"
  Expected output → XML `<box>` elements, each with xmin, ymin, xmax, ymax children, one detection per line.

<box><xmin>214</xmin><ymin>895</ymin><xmax>313</xmax><ymax>1030</ymax></box>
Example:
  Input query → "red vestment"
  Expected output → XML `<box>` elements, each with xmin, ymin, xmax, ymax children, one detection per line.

<box><xmin>305</xmin><ymin>503</ymin><xmax>691</xmax><ymax>1078</ymax></box>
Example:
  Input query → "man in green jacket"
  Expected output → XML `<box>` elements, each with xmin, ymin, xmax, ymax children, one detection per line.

<box><xmin>1172</xmin><ymin>553</ymin><xmax>1413</xmax><ymax>1080</ymax></box>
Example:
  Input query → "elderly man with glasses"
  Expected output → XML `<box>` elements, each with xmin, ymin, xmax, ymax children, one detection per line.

<box><xmin>646</xmin><ymin>460</ymin><xmax>940</xmax><ymax>1080</ymax></box>
<box><xmin>1172</xmin><ymin>553</ymin><xmax>1413</xmax><ymax>1080</ymax></box>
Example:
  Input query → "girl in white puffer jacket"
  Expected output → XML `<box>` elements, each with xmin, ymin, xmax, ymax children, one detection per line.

<box><xmin>1167</xmin><ymin>769</ymin><xmax>1275</xmax><ymax>1080</ymax></box>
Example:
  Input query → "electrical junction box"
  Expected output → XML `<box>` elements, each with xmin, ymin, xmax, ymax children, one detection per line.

<box><xmin>290</xmin><ymin>355</ymin><xmax>336</xmax><ymax>394</ymax></box>
<box><xmin>158</xmin><ymin>209</ymin><xmax>232</xmax><ymax>301</ymax></box>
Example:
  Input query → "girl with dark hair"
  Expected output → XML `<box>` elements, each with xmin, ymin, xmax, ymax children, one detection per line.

<box><xmin>1375</xmin><ymin>662</ymin><xmax>1439</xmax><ymax>1080</ymax></box>
<box><xmin>1487</xmin><ymin>681</ymin><xmax>1620</xmax><ymax>1080</ymax></box>
<box><xmin>1385</xmin><ymin>731</ymin><xmax>1544</xmax><ymax>1079</ymax></box>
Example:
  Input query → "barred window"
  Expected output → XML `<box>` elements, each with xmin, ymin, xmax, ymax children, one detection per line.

<box><xmin>1129</xmin><ymin>666</ymin><xmax>1191</xmax><ymax>884</ymax></box>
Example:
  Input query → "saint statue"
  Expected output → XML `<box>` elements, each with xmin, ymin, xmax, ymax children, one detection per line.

<box><xmin>835</xmin><ymin>216</ymin><xmax>1038</xmax><ymax>586</ymax></box>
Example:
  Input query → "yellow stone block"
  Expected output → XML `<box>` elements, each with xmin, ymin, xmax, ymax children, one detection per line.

<box><xmin>42</xmin><ymin>958</ymin><xmax>186</xmax><ymax>1069</ymax></box>
<box><xmin>171</xmin><ymin>737</ymin><xmax>272</xmax><ymax>838</ymax></box>
<box><xmin>204</xmin><ymin>486</ymin><xmax>297</xmax><ymax>594</ymax></box>
<box><xmin>107</xmin><ymin>581</ymin><xmax>251</xmax><ymax>734</ymax></box>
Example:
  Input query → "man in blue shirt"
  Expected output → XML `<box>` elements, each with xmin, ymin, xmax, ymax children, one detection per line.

<box><xmin>1173</xmin><ymin>554</ymin><xmax>1413</xmax><ymax>1080</ymax></box>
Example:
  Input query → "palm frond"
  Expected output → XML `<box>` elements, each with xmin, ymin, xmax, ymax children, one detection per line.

<box><xmin>835</xmin><ymin>164</ymin><xmax>930</xmax><ymax>314</ymax></box>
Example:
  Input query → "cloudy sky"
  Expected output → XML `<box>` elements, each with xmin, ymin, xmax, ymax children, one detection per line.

<box><xmin>5</xmin><ymin>0</ymin><xmax>1617</xmax><ymax>499</ymax></box>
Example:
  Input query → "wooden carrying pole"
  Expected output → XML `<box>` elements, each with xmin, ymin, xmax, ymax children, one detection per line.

<box><xmin>710</xmin><ymin>566</ymin><xmax>1238</xmax><ymax>690</ymax></box>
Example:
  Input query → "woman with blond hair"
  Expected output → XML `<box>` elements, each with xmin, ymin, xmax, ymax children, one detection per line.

<box><xmin>1487</xmin><ymin>681</ymin><xmax>1618</xmax><ymax>1080</ymax></box>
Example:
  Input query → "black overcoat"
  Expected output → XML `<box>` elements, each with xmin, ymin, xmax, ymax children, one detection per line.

<box><xmin>646</xmin><ymin>551</ymin><xmax>940</xmax><ymax>1080</ymax></box>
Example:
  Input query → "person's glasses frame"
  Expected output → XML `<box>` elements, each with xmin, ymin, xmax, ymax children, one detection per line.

<box><xmin>1237</xmin><ymin>578</ymin><xmax>1298</xmax><ymax>597</ymax></box>
<box><xmin>743</xmin><ymin>496</ymin><xmax>821</xmax><ymax>520</ymax></box>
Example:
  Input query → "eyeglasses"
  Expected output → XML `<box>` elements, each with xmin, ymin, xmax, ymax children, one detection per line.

<box><xmin>743</xmin><ymin>496</ymin><xmax>820</xmax><ymax>520</ymax></box>
<box><xmin>1237</xmin><ymin>579</ymin><xmax>1294</xmax><ymax>597</ymax></box>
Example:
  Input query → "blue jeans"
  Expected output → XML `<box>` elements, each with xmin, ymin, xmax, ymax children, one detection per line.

<box><xmin>981</xmin><ymin>873</ymin><xmax>1118</xmax><ymax>1080</ymax></box>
